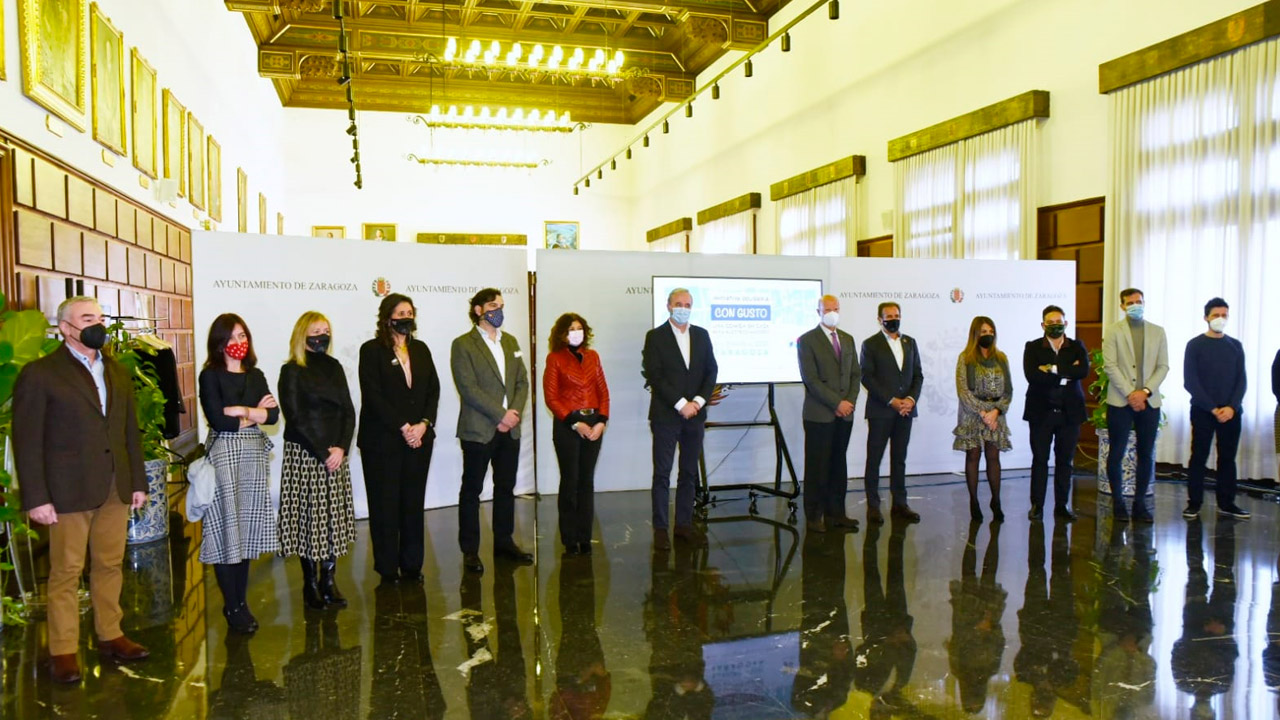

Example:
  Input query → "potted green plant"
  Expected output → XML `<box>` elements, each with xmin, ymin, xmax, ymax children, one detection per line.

<box><xmin>103</xmin><ymin>323</ymin><xmax>174</xmax><ymax>544</ymax></box>
<box><xmin>0</xmin><ymin>294</ymin><xmax>63</xmax><ymax>625</ymax></box>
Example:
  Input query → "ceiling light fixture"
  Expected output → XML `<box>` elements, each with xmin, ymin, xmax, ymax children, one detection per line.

<box><xmin>626</xmin><ymin>148</ymin><xmax>632</xmax><ymax>159</ymax></box>
<box><xmin>744</xmin><ymin>59</ymin><xmax>753</xmax><ymax>77</ymax></box>
<box><xmin>685</xmin><ymin>103</ymin><xmax>693</xmax><ymax>118</ymax></box>
<box><xmin>610</xmin><ymin>158</ymin><xmax>617</xmax><ymax>170</ymax></box>
<box><xmin>425</xmin><ymin>38</ymin><xmax>628</xmax><ymax>81</ymax></box>
<box><xmin>712</xmin><ymin>83</ymin><xmax>720</xmax><ymax>99</ymax></box>
<box><xmin>828</xmin><ymin>0</ymin><xmax>839</xmax><ymax>19</ymax></box>
<box><xmin>781</xmin><ymin>32</ymin><xmax>791</xmax><ymax>52</ymax></box>
<box><xmin>662</xmin><ymin>120</ymin><xmax>669</xmax><ymax>134</ymax></box>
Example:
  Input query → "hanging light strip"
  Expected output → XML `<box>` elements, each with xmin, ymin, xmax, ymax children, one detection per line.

<box><xmin>436</xmin><ymin>38</ymin><xmax>626</xmax><ymax>77</ymax></box>
<box><xmin>410</xmin><ymin>107</ymin><xmax>577</xmax><ymax>133</ymax></box>
<box><xmin>572</xmin><ymin>0</ymin><xmax>839</xmax><ymax>193</ymax></box>
<box><xmin>406</xmin><ymin>154</ymin><xmax>550</xmax><ymax>170</ymax></box>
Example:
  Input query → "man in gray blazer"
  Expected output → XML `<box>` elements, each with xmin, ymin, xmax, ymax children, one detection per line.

<box><xmin>797</xmin><ymin>295</ymin><xmax>861</xmax><ymax>533</ymax></box>
<box><xmin>1101</xmin><ymin>287</ymin><xmax>1168</xmax><ymax>522</ymax></box>
<box><xmin>451</xmin><ymin>288</ymin><xmax>531</xmax><ymax>574</ymax></box>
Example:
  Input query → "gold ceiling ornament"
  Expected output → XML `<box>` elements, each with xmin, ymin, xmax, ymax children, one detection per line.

<box><xmin>409</xmin><ymin>107</ymin><xmax>581</xmax><ymax>133</ymax></box>
<box><xmin>686</xmin><ymin>17</ymin><xmax>729</xmax><ymax>44</ymax></box>
<box><xmin>420</xmin><ymin>39</ymin><xmax>633</xmax><ymax>85</ymax></box>
<box><xmin>279</xmin><ymin>0</ymin><xmax>325</xmax><ymax>12</ymax></box>
<box><xmin>299</xmin><ymin>54</ymin><xmax>338</xmax><ymax>78</ymax></box>
<box><xmin>406</xmin><ymin>154</ymin><xmax>550</xmax><ymax>170</ymax></box>
<box><xmin>625</xmin><ymin>75</ymin><xmax>663</xmax><ymax>99</ymax></box>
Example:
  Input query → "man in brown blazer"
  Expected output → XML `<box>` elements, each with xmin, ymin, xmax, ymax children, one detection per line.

<box><xmin>13</xmin><ymin>296</ymin><xmax>150</xmax><ymax>684</ymax></box>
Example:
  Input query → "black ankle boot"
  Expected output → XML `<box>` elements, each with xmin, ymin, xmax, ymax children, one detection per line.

<box><xmin>223</xmin><ymin>603</ymin><xmax>257</xmax><ymax>634</ymax></box>
<box><xmin>319</xmin><ymin>558</ymin><xmax>347</xmax><ymax>608</ymax></box>
<box><xmin>299</xmin><ymin>558</ymin><xmax>327</xmax><ymax>610</ymax></box>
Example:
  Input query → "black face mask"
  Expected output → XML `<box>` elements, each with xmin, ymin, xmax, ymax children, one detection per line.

<box><xmin>882</xmin><ymin>318</ymin><xmax>900</xmax><ymax>334</ymax></box>
<box><xmin>391</xmin><ymin>318</ymin><xmax>416</xmax><ymax>335</ymax></box>
<box><xmin>306</xmin><ymin>334</ymin><xmax>331</xmax><ymax>353</ymax></box>
<box><xmin>77</xmin><ymin>323</ymin><xmax>108</xmax><ymax>350</ymax></box>
<box><xmin>977</xmin><ymin>334</ymin><xmax>995</xmax><ymax>349</ymax></box>
<box><xmin>1045</xmin><ymin>324</ymin><xmax>1066</xmax><ymax>339</ymax></box>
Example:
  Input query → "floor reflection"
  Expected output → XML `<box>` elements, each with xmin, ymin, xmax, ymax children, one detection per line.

<box><xmin>2</xmin><ymin>476</ymin><xmax>1280</xmax><ymax>718</ymax></box>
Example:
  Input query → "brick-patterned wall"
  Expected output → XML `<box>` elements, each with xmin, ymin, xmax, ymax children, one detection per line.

<box><xmin>2</xmin><ymin>136</ymin><xmax>196</xmax><ymax>445</ymax></box>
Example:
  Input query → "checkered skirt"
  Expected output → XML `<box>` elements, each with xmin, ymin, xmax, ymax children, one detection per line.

<box><xmin>199</xmin><ymin>427</ymin><xmax>279</xmax><ymax>564</ymax></box>
<box><xmin>277</xmin><ymin>440</ymin><xmax>357</xmax><ymax>560</ymax></box>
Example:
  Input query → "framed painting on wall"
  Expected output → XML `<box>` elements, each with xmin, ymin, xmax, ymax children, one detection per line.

<box><xmin>312</xmin><ymin>226</ymin><xmax>345</xmax><ymax>238</ymax></box>
<box><xmin>130</xmin><ymin>49</ymin><xmax>157</xmax><ymax>178</ymax></box>
<box><xmin>161</xmin><ymin>89</ymin><xmax>185</xmax><ymax>197</ymax></box>
<box><xmin>236</xmin><ymin>168</ymin><xmax>247</xmax><ymax>232</ymax></box>
<box><xmin>18</xmin><ymin>0</ymin><xmax>88</xmax><ymax>129</ymax></box>
<box><xmin>186</xmin><ymin>112</ymin><xmax>205</xmax><ymax>211</ymax></box>
<box><xmin>1</xmin><ymin>0</ymin><xmax>6</xmax><ymax>81</ymax></box>
<box><xmin>362</xmin><ymin>224</ymin><xmax>396</xmax><ymax>242</ymax></box>
<box><xmin>89</xmin><ymin>4</ymin><xmax>124</xmax><ymax>155</ymax></box>
<box><xmin>276</xmin><ymin>213</ymin><xmax>284</xmax><ymax>235</ymax></box>
<box><xmin>545</xmin><ymin>221</ymin><xmax>579</xmax><ymax>249</ymax></box>
<box><xmin>206</xmin><ymin>136</ymin><xmax>222</xmax><ymax>222</ymax></box>
<box><xmin>258</xmin><ymin>194</ymin><xmax>267</xmax><ymax>234</ymax></box>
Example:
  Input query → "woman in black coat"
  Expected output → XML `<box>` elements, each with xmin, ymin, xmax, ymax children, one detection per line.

<box><xmin>358</xmin><ymin>293</ymin><xmax>440</xmax><ymax>585</ymax></box>
<box><xmin>278</xmin><ymin>311</ymin><xmax>357</xmax><ymax>610</ymax></box>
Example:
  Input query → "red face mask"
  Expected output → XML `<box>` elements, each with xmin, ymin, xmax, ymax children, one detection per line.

<box><xmin>224</xmin><ymin>341</ymin><xmax>249</xmax><ymax>360</ymax></box>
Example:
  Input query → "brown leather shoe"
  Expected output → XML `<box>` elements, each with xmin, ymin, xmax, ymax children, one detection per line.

<box><xmin>50</xmin><ymin>653</ymin><xmax>81</xmax><ymax>683</ymax></box>
<box><xmin>829</xmin><ymin>516</ymin><xmax>860</xmax><ymax>531</ymax></box>
<box><xmin>805</xmin><ymin>518</ymin><xmax>827</xmax><ymax>534</ymax></box>
<box><xmin>890</xmin><ymin>505</ymin><xmax>921</xmax><ymax>523</ymax></box>
<box><xmin>653</xmin><ymin>529</ymin><xmax>671</xmax><ymax>551</ymax></box>
<box><xmin>98</xmin><ymin>635</ymin><xmax>150</xmax><ymax>662</ymax></box>
<box><xmin>673</xmin><ymin>525</ymin><xmax>708</xmax><ymax>547</ymax></box>
<box><xmin>867</xmin><ymin>506</ymin><xmax>885</xmax><ymax>524</ymax></box>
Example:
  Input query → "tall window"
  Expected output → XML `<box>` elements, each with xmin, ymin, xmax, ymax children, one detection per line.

<box><xmin>777</xmin><ymin>177</ymin><xmax>857</xmax><ymax>256</ymax></box>
<box><xmin>692</xmin><ymin>212</ymin><xmax>755</xmax><ymax>254</ymax></box>
<box><xmin>893</xmin><ymin>120</ymin><xmax>1037</xmax><ymax>259</ymax></box>
<box><xmin>1107</xmin><ymin>36</ymin><xmax>1280</xmax><ymax>480</ymax></box>
<box><xmin>648</xmin><ymin>232</ymin><xmax>687</xmax><ymax>252</ymax></box>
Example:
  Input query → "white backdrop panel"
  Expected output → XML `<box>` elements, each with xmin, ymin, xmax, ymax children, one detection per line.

<box><xmin>192</xmin><ymin>232</ymin><xmax>533</xmax><ymax>518</ymax></box>
<box><xmin>534</xmin><ymin>253</ymin><xmax>1074</xmax><ymax>494</ymax></box>
<box><xmin>828</xmin><ymin>258</ymin><xmax>1076</xmax><ymax>477</ymax></box>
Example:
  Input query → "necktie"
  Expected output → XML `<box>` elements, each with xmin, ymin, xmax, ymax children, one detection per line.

<box><xmin>830</xmin><ymin>331</ymin><xmax>841</xmax><ymax>360</ymax></box>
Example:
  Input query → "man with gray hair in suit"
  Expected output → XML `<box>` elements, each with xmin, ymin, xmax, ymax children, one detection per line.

<box><xmin>451</xmin><ymin>287</ymin><xmax>531</xmax><ymax>575</ymax></box>
<box><xmin>797</xmin><ymin>295</ymin><xmax>861</xmax><ymax>533</ymax></box>
<box><xmin>1101</xmin><ymin>287</ymin><xmax>1169</xmax><ymax>523</ymax></box>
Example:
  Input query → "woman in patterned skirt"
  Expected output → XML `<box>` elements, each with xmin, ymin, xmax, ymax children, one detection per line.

<box><xmin>198</xmin><ymin>313</ymin><xmax>279</xmax><ymax>634</ymax></box>
<box><xmin>278</xmin><ymin>311</ymin><xmax>357</xmax><ymax>610</ymax></box>
<box><xmin>953</xmin><ymin>316</ymin><xmax>1013</xmax><ymax>522</ymax></box>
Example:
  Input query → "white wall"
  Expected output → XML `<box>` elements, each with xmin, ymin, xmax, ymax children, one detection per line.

<box><xmin>591</xmin><ymin>0</ymin><xmax>1259</xmax><ymax>252</ymax></box>
<box><xmin>0</xmin><ymin>0</ymin><xmax>291</xmax><ymax>231</ymax></box>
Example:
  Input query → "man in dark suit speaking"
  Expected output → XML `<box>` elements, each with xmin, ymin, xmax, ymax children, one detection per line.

<box><xmin>642</xmin><ymin>288</ymin><xmax>718</xmax><ymax>550</ymax></box>
<box><xmin>797</xmin><ymin>295</ymin><xmax>861</xmax><ymax>533</ymax></box>
<box><xmin>859</xmin><ymin>301</ymin><xmax>924</xmax><ymax>524</ymax></box>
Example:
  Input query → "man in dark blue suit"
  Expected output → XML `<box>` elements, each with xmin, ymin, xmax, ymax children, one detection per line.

<box><xmin>859</xmin><ymin>302</ymin><xmax>924</xmax><ymax>524</ymax></box>
<box><xmin>642</xmin><ymin>288</ymin><xmax>718</xmax><ymax>550</ymax></box>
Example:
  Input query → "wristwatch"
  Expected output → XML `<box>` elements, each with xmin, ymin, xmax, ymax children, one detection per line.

<box><xmin>1142</xmin><ymin>387</ymin><xmax>1152</xmax><ymax>396</ymax></box>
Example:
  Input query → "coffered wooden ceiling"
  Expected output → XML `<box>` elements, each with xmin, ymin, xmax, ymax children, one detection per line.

<box><xmin>227</xmin><ymin>0</ymin><xmax>788</xmax><ymax>124</ymax></box>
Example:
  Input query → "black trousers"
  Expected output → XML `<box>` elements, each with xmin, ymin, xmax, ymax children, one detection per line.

<box><xmin>1028</xmin><ymin>411</ymin><xmax>1081</xmax><ymax>510</ymax></box>
<box><xmin>458</xmin><ymin>431</ymin><xmax>520</xmax><ymax>555</ymax></box>
<box><xmin>552</xmin><ymin>420</ymin><xmax>603</xmax><ymax>546</ymax></box>
<box><xmin>803</xmin><ymin>419</ymin><xmax>854</xmax><ymax>521</ymax></box>
<box><xmin>864</xmin><ymin>416</ymin><xmax>913</xmax><ymax>509</ymax></box>
<box><xmin>360</xmin><ymin>438</ymin><xmax>432</xmax><ymax>579</ymax></box>
<box><xmin>1187</xmin><ymin>406</ymin><xmax>1242</xmax><ymax>507</ymax></box>
<box><xmin>1106</xmin><ymin>404</ymin><xmax>1160</xmax><ymax>504</ymax></box>
<box><xmin>650</xmin><ymin>420</ymin><xmax>705</xmax><ymax>530</ymax></box>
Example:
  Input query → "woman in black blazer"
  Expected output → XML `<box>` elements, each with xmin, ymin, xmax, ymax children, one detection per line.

<box><xmin>358</xmin><ymin>293</ymin><xmax>440</xmax><ymax>585</ymax></box>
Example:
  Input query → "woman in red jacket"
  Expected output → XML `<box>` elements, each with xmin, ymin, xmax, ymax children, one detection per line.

<box><xmin>543</xmin><ymin>312</ymin><xmax>610</xmax><ymax>556</ymax></box>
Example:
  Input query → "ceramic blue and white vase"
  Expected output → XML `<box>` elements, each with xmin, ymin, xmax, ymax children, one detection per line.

<box><xmin>127</xmin><ymin>458</ymin><xmax>169</xmax><ymax>545</ymax></box>
<box><xmin>1097</xmin><ymin>430</ymin><xmax>1157</xmax><ymax>497</ymax></box>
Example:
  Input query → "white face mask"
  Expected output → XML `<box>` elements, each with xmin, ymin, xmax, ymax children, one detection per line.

<box><xmin>568</xmin><ymin>329</ymin><xmax>585</xmax><ymax>347</ymax></box>
<box><xmin>821</xmin><ymin>311</ymin><xmax>839</xmax><ymax>328</ymax></box>
<box><xmin>1209</xmin><ymin>317</ymin><xmax>1227</xmax><ymax>333</ymax></box>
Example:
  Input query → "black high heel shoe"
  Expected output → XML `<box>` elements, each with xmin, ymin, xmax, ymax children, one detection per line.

<box><xmin>969</xmin><ymin>498</ymin><xmax>983</xmax><ymax>522</ymax></box>
<box><xmin>223</xmin><ymin>603</ymin><xmax>258</xmax><ymax>634</ymax></box>
<box><xmin>989</xmin><ymin>500</ymin><xmax>1005</xmax><ymax>523</ymax></box>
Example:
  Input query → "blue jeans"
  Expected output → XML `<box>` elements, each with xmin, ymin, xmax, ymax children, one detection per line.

<box><xmin>1106</xmin><ymin>404</ymin><xmax>1160</xmax><ymax>508</ymax></box>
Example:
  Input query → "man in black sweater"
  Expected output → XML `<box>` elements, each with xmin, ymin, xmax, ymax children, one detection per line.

<box><xmin>1183</xmin><ymin>297</ymin><xmax>1249</xmax><ymax>520</ymax></box>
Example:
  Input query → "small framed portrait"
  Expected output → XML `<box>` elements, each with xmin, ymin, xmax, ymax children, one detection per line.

<box><xmin>276</xmin><ymin>212</ymin><xmax>284</xmax><ymax>235</ymax></box>
<box><xmin>206</xmin><ymin>135</ymin><xmax>222</xmax><ymax>222</ymax></box>
<box><xmin>258</xmin><ymin>193</ymin><xmax>267</xmax><ymax>234</ymax></box>
<box><xmin>18</xmin><ymin>0</ymin><xmax>88</xmax><ymax>129</ymax></box>
<box><xmin>312</xmin><ymin>225</ymin><xmax>345</xmax><ymax>239</ymax></box>
<box><xmin>186</xmin><ymin>112</ymin><xmax>205</xmax><ymax>211</ymax></box>
<box><xmin>130</xmin><ymin>49</ymin><xmax>157</xmax><ymax>178</ymax></box>
<box><xmin>236</xmin><ymin>167</ymin><xmax>247</xmax><ymax>232</ymax></box>
<box><xmin>362</xmin><ymin>223</ymin><xmax>396</xmax><ymax>242</ymax></box>
<box><xmin>545</xmin><ymin>220</ymin><xmax>579</xmax><ymax>250</ymax></box>
<box><xmin>161</xmin><ymin>89</ymin><xmax>185</xmax><ymax>197</ymax></box>
<box><xmin>89</xmin><ymin>4</ymin><xmax>125</xmax><ymax>155</ymax></box>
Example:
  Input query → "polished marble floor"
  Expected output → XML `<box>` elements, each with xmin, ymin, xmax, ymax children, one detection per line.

<box><xmin>3</xmin><ymin>473</ymin><xmax>1280</xmax><ymax>719</ymax></box>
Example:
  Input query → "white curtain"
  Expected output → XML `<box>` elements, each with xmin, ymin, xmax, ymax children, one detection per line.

<box><xmin>1106</xmin><ymin>37</ymin><xmax>1280</xmax><ymax>480</ymax></box>
<box><xmin>893</xmin><ymin>120</ymin><xmax>1037</xmax><ymax>259</ymax></box>
<box><xmin>648</xmin><ymin>232</ymin><xmax>687</xmax><ymax>253</ymax></box>
<box><xmin>777</xmin><ymin>177</ymin><xmax>859</xmax><ymax>256</ymax></box>
<box><xmin>692</xmin><ymin>211</ymin><xmax>755</xmax><ymax>254</ymax></box>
